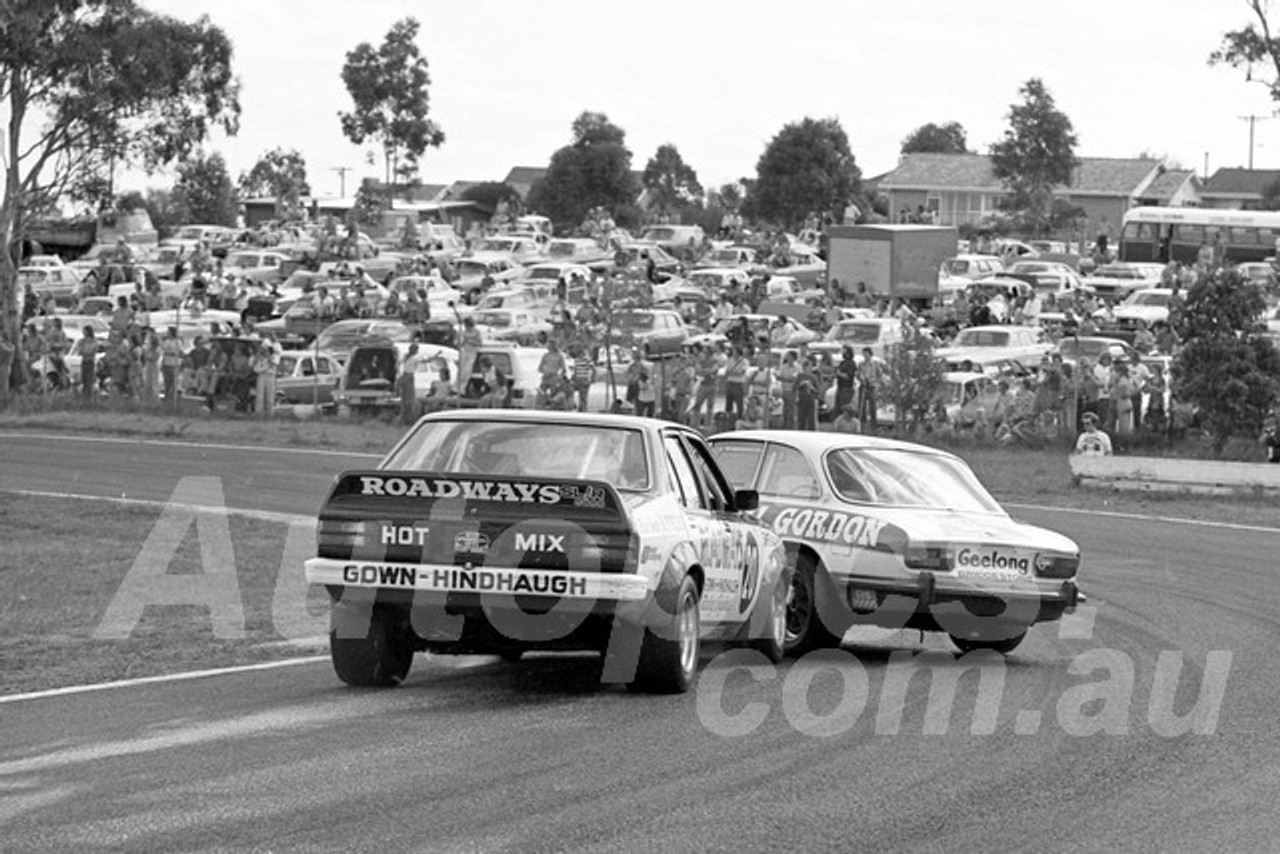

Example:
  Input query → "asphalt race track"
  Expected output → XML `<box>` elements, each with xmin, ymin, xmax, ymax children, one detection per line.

<box><xmin>1</xmin><ymin>433</ymin><xmax>1278</xmax><ymax>852</ymax></box>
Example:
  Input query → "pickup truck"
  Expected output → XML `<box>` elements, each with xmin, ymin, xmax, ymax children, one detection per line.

<box><xmin>304</xmin><ymin>410</ymin><xmax>788</xmax><ymax>693</ymax></box>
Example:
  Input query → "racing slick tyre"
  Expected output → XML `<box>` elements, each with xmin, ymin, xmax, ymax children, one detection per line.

<box><xmin>629</xmin><ymin>573</ymin><xmax>701</xmax><ymax>694</ymax></box>
<box><xmin>750</xmin><ymin>576</ymin><xmax>787</xmax><ymax>664</ymax></box>
<box><xmin>785</xmin><ymin>554</ymin><xmax>841</xmax><ymax>657</ymax></box>
<box><xmin>330</xmin><ymin>606</ymin><xmax>414</xmax><ymax>687</ymax></box>
<box><xmin>949</xmin><ymin>632</ymin><xmax>1027</xmax><ymax>656</ymax></box>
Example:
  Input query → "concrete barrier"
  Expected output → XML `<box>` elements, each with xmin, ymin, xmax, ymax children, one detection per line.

<box><xmin>1069</xmin><ymin>454</ymin><xmax>1280</xmax><ymax>496</ymax></box>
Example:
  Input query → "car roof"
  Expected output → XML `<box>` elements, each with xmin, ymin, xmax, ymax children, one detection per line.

<box><xmin>712</xmin><ymin>429</ymin><xmax>961</xmax><ymax>459</ymax></box>
<box><xmin>415</xmin><ymin>408</ymin><xmax>692</xmax><ymax>433</ymax></box>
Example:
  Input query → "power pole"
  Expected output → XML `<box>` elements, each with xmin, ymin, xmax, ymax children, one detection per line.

<box><xmin>331</xmin><ymin>166</ymin><xmax>351</xmax><ymax>197</ymax></box>
<box><xmin>1239</xmin><ymin>115</ymin><xmax>1270</xmax><ymax>169</ymax></box>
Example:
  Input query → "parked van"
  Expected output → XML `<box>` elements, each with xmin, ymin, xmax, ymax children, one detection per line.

<box><xmin>640</xmin><ymin>224</ymin><xmax>706</xmax><ymax>260</ymax></box>
<box><xmin>459</xmin><ymin>343</ymin><xmax>547</xmax><ymax>409</ymax></box>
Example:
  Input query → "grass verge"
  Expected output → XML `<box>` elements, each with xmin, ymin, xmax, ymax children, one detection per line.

<box><xmin>0</xmin><ymin>494</ymin><xmax>330</xmax><ymax>697</ymax></box>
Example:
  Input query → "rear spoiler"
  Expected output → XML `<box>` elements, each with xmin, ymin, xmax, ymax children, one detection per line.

<box><xmin>325</xmin><ymin>471</ymin><xmax>625</xmax><ymax>519</ymax></box>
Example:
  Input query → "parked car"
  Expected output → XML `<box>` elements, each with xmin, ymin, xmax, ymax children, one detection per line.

<box><xmin>222</xmin><ymin>250</ymin><xmax>292</xmax><ymax>287</ymax></box>
<box><xmin>640</xmin><ymin>224</ymin><xmax>705</xmax><ymax>260</ymax></box>
<box><xmin>18</xmin><ymin>266</ymin><xmax>82</xmax><ymax>307</ymax></box>
<box><xmin>1101</xmin><ymin>287</ymin><xmax>1174</xmax><ymax>342</ymax></box>
<box><xmin>275</xmin><ymin>351</ymin><xmax>342</xmax><ymax>406</ymax></box>
<box><xmin>452</xmin><ymin>254</ymin><xmax>525</xmax><ymax>301</ymax></box>
<box><xmin>808</xmin><ymin>317</ymin><xmax>906</xmax><ymax>360</ymax></box>
<box><xmin>1053</xmin><ymin>335</ymin><xmax>1137</xmax><ymax>367</ymax></box>
<box><xmin>935</xmin><ymin>324</ymin><xmax>1054</xmax><ymax>370</ymax></box>
<box><xmin>942</xmin><ymin>254</ymin><xmax>1005</xmax><ymax>281</ymax></box>
<box><xmin>688</xmin><ymin>314</ymin><xmax>819</xmax><ymax>351</ymax></box>
<box><xmin>1081</xmin><ymin>263</ymin><xmax>1163</xmax><ymax>302</ymax></box>
<box><xmin>611</xmin><ymin>308</ymin><xmax>690</xmax><ymax>357</ymax></box>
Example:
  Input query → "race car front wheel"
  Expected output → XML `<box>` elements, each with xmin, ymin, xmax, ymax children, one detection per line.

<box><xmin>330</xmin><ymin>604</ymin><xmax>414</xmax><ymax>687</ymax></box>
<box><xmin>630</xmin><ymin>573</ymin><xmax>700</xmax><ymax>694</ymax></box>
<box><xmin>949</xmin><ymin>632</ymin><xmax>1026</xmax><ymax>656</ymax></box>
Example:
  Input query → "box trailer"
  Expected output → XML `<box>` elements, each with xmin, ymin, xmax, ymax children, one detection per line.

<box><xmin>826</xmin><ymin>224</ymin><xmax>958</xmax><ymax>302</ymax></box>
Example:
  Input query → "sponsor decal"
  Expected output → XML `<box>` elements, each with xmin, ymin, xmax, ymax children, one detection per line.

<box><xmin>454</xmin><ymin>531</ymin><xmax>490</xmax><ymax>554</ymax></box>
<box><xmin>764</xmin><ymin>505</ymin><xmax>887</xmax><ymax>549</ymax></box>
<box><xmin>954</xmin><ymin>547</ymin><xmax>1030</xmax><ymax>575</ymax></box>
<box><xmin>343</xmin><ymin>564</ymin><xmax>418</xmax><ymax>586</ymax></box>
<box><xmin>558</xmin><ymin>484</ymin><xmax>607</xmax><ymax>509</ymax></box>
<box><xmin>380</xmin><ymin>524</ymin><xmax>430</xmax><ymax>546</ymax></box>
<box><xmin>358</xmin><ymin>476</ymin><xmax>563</xmax><ymax>504</ymax></box>
<box><xmin>339</xmin><ymin>564</ymin><xmax>589</xmax><ymax>596</ymax></box>
<box><xmin>430</xmin><ymin>567</ymin><xmax>588</xmax><ymax>596</ymax></box>
<box><xmin>514</xmin><ymin>532</ymin><xmax>565</xmax><ymax>553</ymax></box>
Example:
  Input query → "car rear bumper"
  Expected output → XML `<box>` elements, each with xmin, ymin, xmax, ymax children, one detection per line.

<box><xmin>306</xmin><ymin>557</ymin><xmax>652</xmax><ymax>602</ymax></box>
<box><xmin>833</xmin><ymin>570</ymin><xmax>1084</xmax><ymax>616</ymax></box>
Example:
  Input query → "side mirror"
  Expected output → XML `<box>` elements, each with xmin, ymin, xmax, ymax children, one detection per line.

<box><xmin>733</xmin><ymin>489</ymin><xmax>759</xmax><ymax>513</ymax></box>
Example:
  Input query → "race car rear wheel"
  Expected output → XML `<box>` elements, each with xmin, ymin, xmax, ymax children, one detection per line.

<box><xmin>785</xmin><ymin>554</ymin><xmax>841</xmax><ymax>656</ymax></box>
<box><xmin>330</xmin><ymin>605</ymin><xmax>414</xmax><ymax>687</ymax></box>
<box><xmin>949</xmin><ymin>631</ymin><xmax>1027</xmax><ymax>656</ymax></box>
<box><xmin>630</xmin><ymin>573</ymin><xmax>700</xmax><ymax>694</ymax></box>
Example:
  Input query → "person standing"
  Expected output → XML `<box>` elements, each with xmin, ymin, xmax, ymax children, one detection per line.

<box><xmin>777</xmin><ymin>350</ymin><xmax>799</xmax><ymax>429</ymax></box>
<box><xmin>834</xmin><ymin>347</ymin><xmax>858</xmax><ymax>414</ymax></box>
<box><xmin>570</xmin><ymin>345</ymin><xmax>595</xmax><ymax>413</ymax></box>
<box><xmin>794</xmin><ymin>357</ymin><xmax>820</xmax><ymax>431</ymax></box>
<box><xmin>722</xmin><ymin>345</ymin><xmax>749</xmax><ymax>423</ymax></box>
<box><xmin>78</xmin><ymin>327</ymin><xmax>98</xmax><ymax>402</ymax></box>
<box><xmin>160</xmin><ymin>327</ymin><xmax>184</xmax><ymax>406</ymax></box>
<box><xmin>253</xmin><ymin>336</ymin><xmax>279</xmax><ymax>417</ymax></box>
<box><xmin>857</xmin><ymin>348</ymin><xmax>881</xmax><ymax>430</ymax></box>
<box><xmin>140</xmin><ymin>329</ymin><xmax>161</xmax><ymax>406</ymax></box>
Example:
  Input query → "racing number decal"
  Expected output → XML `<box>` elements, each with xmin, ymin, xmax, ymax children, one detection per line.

<box><xmin>738</xmin><ymin>535</ymin><xmax>760</xmax><ymax>614</ymax></box>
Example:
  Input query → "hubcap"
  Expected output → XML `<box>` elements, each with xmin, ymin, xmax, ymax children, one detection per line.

<box><xmin>678</xmin><ymin>590</ymin><xmax>699</xmax><ymax>674</ymax></box>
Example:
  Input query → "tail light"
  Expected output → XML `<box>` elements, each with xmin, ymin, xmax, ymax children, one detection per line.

<box><xmin>317</xmin><ymin>519</ymin><xmax>366</xmax><ymax>554</ymax></box>
<box><xmin>903</xmin><ymin>543</ymin><xmax>951</xmax><ymax>572</ymax></box>
<box><xmin>1034</xmin><ymin>554</ymin><xmax>1079</xmax><ymax>579</ymax></box>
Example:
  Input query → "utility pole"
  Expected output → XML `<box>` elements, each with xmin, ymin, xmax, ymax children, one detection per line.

<box><xmin>1239</xmin><ymin>115</ymin><xmax>1270</xmax><ymax>169</ymax></box>
<box><xmin>331</xmin><ymin>166</ymin><xmax>351</xmax><ymax>198</ymax></box>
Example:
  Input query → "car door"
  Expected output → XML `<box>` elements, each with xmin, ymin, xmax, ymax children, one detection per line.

<box><xmin>669</xmin><ymin>430</ymin><xmax>764</xmax><ymax>626</ymax></box>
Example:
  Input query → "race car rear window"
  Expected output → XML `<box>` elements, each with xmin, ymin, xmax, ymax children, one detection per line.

<box><xmin>824</xmin><ymin>448</ymin><xmax>1002</xmax><ymax>513</ymax></box>
<box><xmin>383</xmin><ymin>420</ymin><xmax>650</xmax><ymax>490</ymax></box>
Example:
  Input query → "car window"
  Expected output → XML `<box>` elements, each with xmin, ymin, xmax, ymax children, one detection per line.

<box><xmin>709</xmin><ymin>440</ymin><xmax>764</xmax><ymax>488</ymax></box>
<box><xmin>683</xmin><ymin>434</ymin><xmax>735</xmax><ymax>512</ymax></box>
<box><xmin>663</xmin><ymin>434</ymin><xmax>705</xmax><ymax>510</ymax></box>
<box><xmin>757</xmin><ymin>443</ymin><xmax>820</xmax><ymax>499</ymax></box>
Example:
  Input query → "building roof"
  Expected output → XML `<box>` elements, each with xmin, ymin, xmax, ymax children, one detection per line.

<box><xmin>879</xmin><ymin>154</ymin><xmax>1001</xmax><ymax>191</ymax></box>
<box><xmin>503</xmin><ymin>166</ymin><xmax>548</xmax><ymax>187</ymax></box>
<box><xmin>878</xmin><ymin>153</ymin><xmax>1162</xmax><ymax>198</ymax></box>
<box><xmin>1203</xmin><ymin>167</ymin><xmax>1280</xmax><ymax>198</ymax></box>
<box><xmin>1139</xmin><ymin>168</ymin><xmax>1197</xmax><ymax>202</ymax></box>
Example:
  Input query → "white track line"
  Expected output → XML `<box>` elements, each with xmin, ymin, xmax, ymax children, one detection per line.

<box><xmin>0</xmin><ymin>657</ymin><xmax>328</xmax><ymax>705</ymax></box>
<box><xmin>2</xmin><ymin>488</ymin><xmax>315</xmax><ymax>526</ymax></box>
<box><xmin>1006</xmin><ymin>501</ymin><xmax>1280</xmax><ymax>534</ymax></box>
<box><xmin>0</xmin><ymin>431</ymin><xmax>382</xmax><ymax>459</ymax></box>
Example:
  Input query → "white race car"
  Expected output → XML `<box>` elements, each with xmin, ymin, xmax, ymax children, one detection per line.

<box><xmin>306</xmin><ymin>411</ymin><xmax>788</xmax><ymax>693</ymax></box>
<box><xmin>710</xmin><ymin>431</ymin><xmax>1083</xmax><ymax>655</ymax></box>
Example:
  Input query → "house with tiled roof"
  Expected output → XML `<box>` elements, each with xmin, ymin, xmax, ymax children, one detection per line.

<box><xmin>877</xmin><ymin>153</ymin><xmax>1171</xmax><ymax>234</ymax></box>
<box><xmin>1134</xmin><ymin>168</ymin><xmax>1200</xmax><ymax>207</ymax></box>
<box><xmin>502</xmin><ymin>166</ymin><xmax>548</xmax><ymax>200</ymax></box>
<box><xmin>1200</xmin><ymin>168</ymin><xmax>1280</xmax><ymax>208</ymax></box>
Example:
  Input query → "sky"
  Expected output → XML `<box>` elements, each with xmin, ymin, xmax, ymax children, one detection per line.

<box><xmin>128</xmin><ymin>0</ymin><xmax>1280</xmax><ymax>198</ymax></box>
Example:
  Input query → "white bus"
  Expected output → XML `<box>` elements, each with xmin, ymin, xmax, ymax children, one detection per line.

<box><xmin>1120</xmin><ymin>206</ymin><xmax>1280</xmax><ymax>265</ymax></box>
